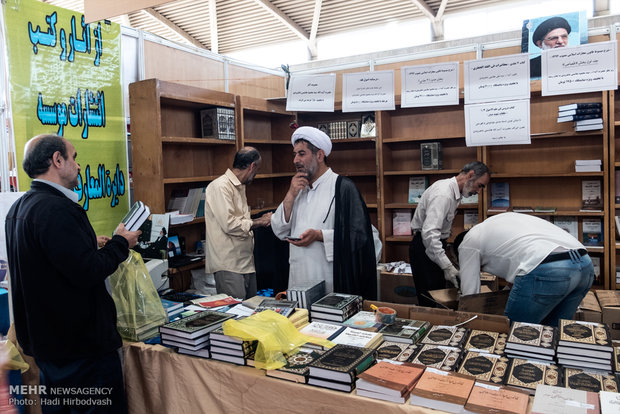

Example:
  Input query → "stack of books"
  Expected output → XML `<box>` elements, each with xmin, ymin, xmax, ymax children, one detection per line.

<box><xmin>355</xmin><ymin>360</ymin><xmax>425</xmax><ymax>403</ymax></box>
<box><xmin>556</xmin><ymin>319</ymin><xmax>614</xmax><ymax>372</ymax></box>
<box><xmin>420</xmin><ymin>324</ymin><xmax>469</xmax><ymax>348</ymax></box>
<box><xmin>462</xmin><ymin>329</ymin><xmax>508</xmax><ymax>355</ymax></box>
<box><xmin>265</xmin><ymin>348</ymin><xmax>325</xmax><ymax>384</ymax></box>
<box><xmin>563</xmin><ymin>368</ymin><xmax>619</xmax><ymax>393</ymax></box>
<box><xmin>409</xmin><ymin>343</ymin><xmax>464</xmax><ymax>371</ymax></box>
<box><xmin>341</xmin><ymin>310</ymin><xmax>384</xmax><ymax>332</ymax></box>
<box><xmin>375</xmin><ymin>341</ymin><xmax>420</xmax><ymax>361</ymax></box>
<box><xmin>464</xmin><ymin>381</ymin><xmax>529</xmax><ymax>414</ymax></box>
<box><xmin>161</xmin><ymin>298</ymin><xmax>184</xmax><ymax>322</ymax></box>
<box><xmin>532</xmin><ymin>384</ymin><xmax>600</xmax><ymax>414</ymax></box>
<box><xmin>254</xmin><ymin>298</ymin><xmax>298</xmax><ymax>317</ymax></box>
<box><xmin>209</xmin><ymin>326</ymin><xmax>258</xmax><ymax>366</ymax></box>
<box><xmin>575</xmin><ymin>159</ymin><xmax>602</xmax><ymax>172</ymax></box>
<box><xmin>504</xmin><ymin>357</ymin><xmax>562</xmax><ymax>395</ymax></box>
<box><xmin>288</xmin><ymin>308</ymin><xmax>310</xmax><ymax>329</ymax></box>
<box><xmin>557</xmin><ymin>102</ymin><xmax>603</xmax><ymax>131</ymax></box>
<box><xmin>309</xmin><ymin>292</ymin><xmax>362</xmax><ymax>323</ymax></box>
<box><xmin>307</xmin><ymin>344</ymin><xmax>375</xmax><ymax>392</ymax></box>
<box><xmin>457</xmin><ymin>351</ymin><xmax>511</xmax><ymax>385</ymax></box>
<box><xmin>504</xmin><ymin>321</ymin><xmax>557</xmax><ymax>363</ymax></box>
<box><xmin>121</xmin><ymin>201</ymin><xmax>151</xmax><ymax>232</ymax></box>
<box><xmin>159</xmin><ymin>310</ymin><xmax>234</xmax><ymax>358</ymax></box>
<box><xmin>117</xmin><ymin>315</ymin><xmax>166</xmax><ymax>342</ymax></box>
<box><xmin>286</xmin><ymin>280</ymin><xmax>326</xmax><ymax>309</ymax></box>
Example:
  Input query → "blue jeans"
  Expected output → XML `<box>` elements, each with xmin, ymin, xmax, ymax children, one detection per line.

<box><xmin>504</xmin><ymin>253</ymin><xmax>594</xmax><ymax>327</ymax></box>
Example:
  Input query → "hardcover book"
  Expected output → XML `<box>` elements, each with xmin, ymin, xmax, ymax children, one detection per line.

<box><xmin>505</xmin><ymin>321</ymin><xmax>557</xmax><ymax>356</ymax></box>
<box><xmin>532</xmin><ymin>384</ymin><xmax>600</xmax><ymax>414</ymax></box>
<box><xmin>265</xmin><ymin>349</ymin><xmax>325</xmax><ymax>384</ymax></box>
<box><xmin>310</xmin><ymin>292</ymin><xmax>362</xmax><ymax>315</ymax></box>
<box><xmin>410</xmin><ymin>344</ymin><xmax>463</xmax><ymax>371</ymax></box>
<box><xmin>420</xmin><ymin>324</ymin><xmax>469</xmax><ymax>348</ymax></box>
<box><xmin>408</xmin><ymin>176</ymin><xmax>427</xmax><ymax>204</ymax></box>
<box><xmin>600</xmin><ymin>390</ymin><xmax>620</xmax><ymax>414</ymax></box>
<box><xmin>558</xmin><ymin>102</ymin><xmax>602</xmax><ymax>111</ymax></box>
<box><xmin>356</xmin><ymin>360</ymin><xmax>425</xmax><ymax>398</ymax></box>
<box><xmin>379</xmin><ymin>318</ymin><xmax>431</xmax><ymax>344</ymax></box>
<box><xmin>457</xmin><ymin>351</ymin><xmax>510</xmax><ymax>384</ymax></box>
<box><xmin>392</xmin><ymin>209</ymin><xmax>412</xmax><ymax>236</ymax></box>
<box><xmin>254</xmin><ymin>299</ymin><xmax>298</xmax><ymax>317</ymax></box>
<box><xmin>394</xmin><ymin>344</ymin><xmax>421</xmax><ymax>363</ymax></box>
<box><xmin>409</xmin><ymin>367</ymin><xmax>476</xmax><ymax>413</ymax></box>
<box><xmin>581</xmin><ymin>180</ymin><xmax>603</xmax><ymax>211</ymax></box>
<box><xmin>121</xmin><ymin>200</ymin><xmax>151</xmax><ymax>232</ymax></box>
<box><xmin>375</xmin><ymin>341</ymin><xmax>412</xmax><ymax>360</ymax></box>
<box><xmin>505</xmin><ymin>358</ymin><xmax>562</xmax><ymax>395</ymax></box>
<box><xmin>159</xmin><ymin>310</ymin><xmax>234</xmax><ymax>340</ymax></box>
<box><xmin>177</xmin><ymin>347</ymin><xmax>210</xmax><ymax>359</ymax></box>
<box><xmin>614</xmin><ymin>346</ymin><xmax>620</xmax><ymax>373</ymax></box>
<box><xmin>553</xmin><ymin>216</ymin><xmax>579</xmax><ymax>239</ymax></box>
<box><xmin>463</xmin><ymin>330</ymin><xmax>506</xmax><ymax>354</ymax></box>
<box><xmin>299</xmin><ymin>321</ymin><xmax>345</xmax><ymax>349</ymax></box>
<box><xmin>558</xmin><ymin>319</ymin><xmax>613</xmax><ymax>353</ymax></box>
<box><xmin>308</xmin><ymin>344</ymin><xmax>375</xmax><ymax>383</ymax></box>
<box><xmin>464</xmin><ymin>381</ymin><xmax>530</xmax><ymax>414</ymax></box>
<box><xmin>582</xmin><ymin>217</ymin><xmax>603</xmax><ymax>246</ymax></box>
<box><xmin>489</xmin><ymin>182</ymin><xmax>510</xmax><ymax>211</ymax></box>
<box><xmin>192</xmin><ymin>294</ymin><xmax>241</xmax><ymax>309</ymax></box>
<box><xmin>420</xmin><ymin>142</ymin><xmax>442</xmax><ymax>170</ymax></box>
<box><xmin>563</xmin><ymin>368</ymin><xmax>619</xmax><ymax>393</ymax></box>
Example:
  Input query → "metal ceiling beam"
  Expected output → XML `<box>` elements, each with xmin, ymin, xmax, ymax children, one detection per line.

<box><xmin>142</xmin><ymin>7</ymin><xmax>206</xmax><ymax>49</ymax></box>
<box><xmin>410</xmin><ymin>0</ymin><xmax>446</xmax><ymax>41</ymax></box>
<box><xmin>251</xmin><ymin>0</ymin><xmax>310</xmax><ymax>42</ymax></box>
<box><xmin>308</xmin><ymin>0</ymin><xmax>323</xmax><ymax>58</ymax></box>
<box><xmin>209</xmin><ymin>0</ymin><xmax>219</xmax><ymax>53</ymax></box>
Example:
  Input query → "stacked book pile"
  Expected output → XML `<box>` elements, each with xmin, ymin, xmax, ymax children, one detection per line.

<box><xmin>355</xmin><ymin>360</ymin><xmax>425</xmax><ymax>403</ymax></box>
<box><xmin>379</xmin><ymin>318</ymin><xmax>431</xmax><ymax>344</ymax></box>
<box><xmin>117</xmin><ymin>314</ymin><xmax>166</xmax><ymax>342</ymax></box>
<box><xmin>265</xmin><ymin>348</ymin><xmax>325</xmax><ymax>384</ymax></box>
<box><xmin>161</xmin><ymin>298</ymin><xmax>184</xmax><ymax>322</ymax></box>
<box><xmin>209</xmin><ymin>326</ymin><xmax>258</xmax><ymax>366</ymax></box>
<box><xmin>575</xmin><ymin>159</ymin><xmax>602</xmax><ymax>172</ymax></box>
<box><xmin>341</xmin><ymin>310</ymin><xmax>384</xmax><ymax>332</ymax></box>
<box><xmin>563</xmin><ymin>367</ymin><xmax>619</xmax><ymax>393</ymax></box>
<box><xmin>556</xmin><ymin>319</ymin><xmax>614</xmax><ymax>373</ymax></box>
<box><xmin>409</xmin><ymin>367</ymin><xmax>476</xmax><ymax>413</ymax></box>
<box><xmin>288</xmin><ymin>308</ymin><xmax>310</xmax><ymax>329</ymax></box>
<box><xmin>557</xmin><ymin>102</ymin><xmax>603</xmax><ymax>132</ymax></box>
<box><xmin>299</xmin><ymin>321</ymin><xmax>345</xmax><ymax>350</ymax></box>
<box><xmin>309</xmin><ymin>292</ymin><xmax>362</xmax><ymax>323</ymax></box>
<box><xmin>457</xmin><ymin>329</ymin><xmax>510</xmax><ymax>385</ymax></box>
<box><xmin>286</xmin><ymin>280</ymin><xmax>326</xmax><ymax>309</ymax></box>
<box><xmin>253</xmin><ymin>298</ymin><xmax>298</xmax><ymax>317</ymax></box>
<box><xmin>307</xmin><ymin>344</ymin><xmax>375</xmax><ymax>392</ymax></box>
<box><xmin>159</xmin><ymin>310</ymin><xmax>234</xmax><ymax>359</ymax></box>
<box><xmin>504</xmin><ymin>321</ymin><xmax>557</xmax><ymax>363</ymax></box>
<box><xmin>330</xmin><ymin>327</ymin><xmax>383</xmax><ymax>349</ymax></box>
<box><xmin>405</xmin><ymin>324</ymin><xmax>470</xmax><ymax>372</ymax></box>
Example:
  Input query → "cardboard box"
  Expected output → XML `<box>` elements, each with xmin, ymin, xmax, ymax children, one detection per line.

<box><xmin>362</xmin><ymin>300</ymin><xmax>511</xmax><ymax>334</ymax></box>
<box><xmin>480</xmin><ymin>272</ymin><xmax>499</xmax><ymax>291</ymax></box>
<box><xmin>574</xmin><ymin>290</ymin><xmax>602</xmax><ymax>323</ymax></box>
<box><xmin>379</xmin><ymin>271</ymin><xmax>418</xmax><ymax>305</ymax></box>
<box><xmin>428</xmin><ymin>286</ymin><xmax>492</xmax><ymax>310</ymax></box>
<box><xmin>458</xmin><ymin>289</ymin><xmax>509</xmax><ymax>315</ymax></box>
<box><xmin>595</xmin><ymin>290</ymin><xmax>620</xmax><ymax>340</ymax></box>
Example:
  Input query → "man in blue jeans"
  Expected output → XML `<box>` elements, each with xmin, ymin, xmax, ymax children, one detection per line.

<box><xmin>454</xmin><ymin>212</ymin><xmax>594</xmax><ymax>327</ymax></box>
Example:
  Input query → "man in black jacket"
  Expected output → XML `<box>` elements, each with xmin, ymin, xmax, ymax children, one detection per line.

<box><xmin>5</xmin><ymin>134</ymin><xmax>140</xmax><ymax>413</ymax></box>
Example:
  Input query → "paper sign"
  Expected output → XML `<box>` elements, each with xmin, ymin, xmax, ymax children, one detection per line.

<box><xmin>342</xmin><ymin>70</ymin><xmax>395</xmax><ymax>112</ymax></box>
<box><xmin>465</xmin><ymin>99</ymin><xmax>530</xmax><ymax>147</ymax></box>
<box><xmin>401</xmin><ymin>62</ymin><xmax>460</xmax><ymax>107</ymax></box>
<box><xmin>465</xmin><ymin>54</ymin><xmax>530</xmax><ymax>104</ymax></box>
<box><xmin>286</xmin><ymin>74</ymin><xmax>336</xmax><ymax>112</ymax></box>
<box><xmin>542</xmin><ymin>41</ymin><xmax>618</xmax><ymax>95</ymax></box>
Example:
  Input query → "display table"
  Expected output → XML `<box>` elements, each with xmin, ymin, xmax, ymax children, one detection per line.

<box><xmin>123</xmin><ymin>342</ymin><xmax>437</xmax><ymax>414</ymax></box>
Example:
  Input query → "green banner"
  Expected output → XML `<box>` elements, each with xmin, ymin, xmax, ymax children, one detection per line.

<box><xmin>3</xmin><ymin>0</ymin><xmax>128</xmax><ymax>235</ymax></box>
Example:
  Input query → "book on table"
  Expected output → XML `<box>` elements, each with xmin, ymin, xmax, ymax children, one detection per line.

<box><xmin>464</xmin><ymin>381</ymin><xmax>530</xmax><ymax>414</ymax></box>
<box><xmin>330</xmin><ymin>327</ymin><xmax>383</xmax><ymax>349</ymax></box>
<box><xmin>375</xmin><ymin>341</ymin><xmax>414</xmax><ymax>361</ymax></box>
<box><xmin>310</xmin><ymin>292</ymin><xmax>362</xmax><ymax>315</ymax></box>
<box><xmin>420</xmin><ymin>324</ymin><xmax>469</xmax><ymax>348</ymax></box>
<box><xmin>531</xmin><ymin>384</ymin><xmax>600</xmax><ymax>414</ymax></box>
<box><xmin>308</xmin><ymin>344</ymin><xmax>375</xmax><ymax>384</ymax></box>
<box><xmin>457</xmin><ymin>351</ymin><xmax>511</xmax><ymax>385</ymax></box>
<box><xmin>177</xmin><ymin>347</ymin><xmax>210</xmax><ymax>359</ymax></box>
<box><xmin>159</xmin><ymin>310</ymin><xmax>234</xmax><ymax>339</ymax></box>
<box><xmin>463</xmin><ymin>329</ymin><xmax>507</xmax><ymax>354</ymax></box>
<box><xmin>563</xmin><ymin>368</ymin><xmax>619</xmax><ymax>393</ymax></box>
<box><xmin>341</xmin><ymin>310</ymin><xmax>384</xmax><ymax>332</ymax></box>
<box><xmin>504</xmin><ymin>358</ymin><xmax>562</xmax><ymax>395</ymax></box>
<box><xmin>286</xmin><ymin>280</ymin><xmax>326</xmax><ymax>309</ymax></box>
<box><xmin>557</xmin><ymin>319</ymin><xmax>613</xmax><ymax>353</ymax></box>
<box><xmin>505</xmin><ymin>321</ymin><xmax>557</xmax><ymax>357</ymax></box>
<box><xmin>600</xmin><ymin>390</ymin><xmax>620</xmax><ymax>414</ymax></box>
<box><xmin>253</xmin><ymin>298</ymin><xmax>298</xmax><ymax>317</ymax></box>
<box><xmin>557</xmin><ymin>356</ymin><xmax>612</xmax><ymax>372</ymax></box>
<box><xmin>265</xmin><ymin>349</ymin><xmax>325</xmax><ymax>384</ymax></box>
<box><xmin>191</xmin><ymin>293</ymin><xmax>241</xmax><ymax>308</ymax></box>
<box><xmin>410</xmin><ymin>344</ymin><xmax>463</xmax><ymax>371</ymax></box>
<box><xmin>409</xmin><ymin>367</ymin><xmax>476</xmax><ymax>414</ymax></box>
<box><xmin>378</xmin><ymin>318</ymin><xmax>431</xmax><ymax>344</ymax></box>
<box><xmin>356</xmin><ymin>360</ymin><xmax>425</xmax><ymax>403</ymax></box>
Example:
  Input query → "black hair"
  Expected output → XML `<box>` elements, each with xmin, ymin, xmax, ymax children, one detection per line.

<box><xmin>461</xmin><ymin>161</ymin><xmax>490</xmax><ymax>180</ymax></box>
<box><xmin>23</xmin><ymin>134</ymin><xmax>67</xmax><ymax>178</ymax></box>
<box><xmin>232</xmin><ymin>147</ymin><xmax>260</xmax><ymax>169</ymax></box>
<box><xmin>160</xmin><ymin>227</ymin><xmax>167</xmax><ymax>236</ymax></box>
<box><xmin>452</xmin><ymin>230</ymin><xmax>469</xmax><ymax>257</ymax></box>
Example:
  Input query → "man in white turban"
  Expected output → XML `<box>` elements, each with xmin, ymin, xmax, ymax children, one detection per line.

<box><xmin>271</xmin><ymin>126</ymin><xmax>378</xmax><ymax>299</ymax></box>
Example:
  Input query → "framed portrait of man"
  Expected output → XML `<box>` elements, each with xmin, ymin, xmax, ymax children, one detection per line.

<box><xmin>521</xmin><ymin>11</ymin><xmax>588</xmax><ymax>79</ymax></box>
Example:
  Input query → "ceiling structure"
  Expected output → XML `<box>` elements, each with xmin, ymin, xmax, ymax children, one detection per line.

<box><xmin>43</xmin><ymin>0</ymin><xmax>613</xmax><ymax>59</ymax></box>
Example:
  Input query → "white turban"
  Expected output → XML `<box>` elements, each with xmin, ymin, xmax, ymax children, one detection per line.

<box><xmin>291</xmin><ymin>126</ymin><xmax>332</xmax><ymax>156</ymax></box>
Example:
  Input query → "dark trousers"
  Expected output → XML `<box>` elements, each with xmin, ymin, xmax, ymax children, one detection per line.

<box><xmin>35</xmin><ymin>349</ymin><xmax>127</xmax><ymax>414</ymax></box>
<box><xmin>409</xmin><ymin>232</ymin><xmax>447</xmax><ymax>308</ymax></box>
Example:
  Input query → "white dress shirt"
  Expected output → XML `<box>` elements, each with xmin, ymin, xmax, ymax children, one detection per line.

<box><xmin>458</xmin><ymin>212</ymin><xmax>586</xmax><ymax>295</ymax></box>
<box><xmin>410</xmin><ymin>176</ymin><xmax>461</xmax><ymax>270</ymax></box>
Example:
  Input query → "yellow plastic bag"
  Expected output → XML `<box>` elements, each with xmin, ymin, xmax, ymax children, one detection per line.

<box><xmin>0</xmin><ymin>340</ymin><xmax>29</xmax><ymax>373</ymax></box>
<box><xmin>108</xmin><ymin>250</ymin><xmax>167</xmax><ymax>341</ymax></box>
<box><xmin>223</xmin><ymin>310</ymin><xmax>333</xmax><ymax>370</ymax></box>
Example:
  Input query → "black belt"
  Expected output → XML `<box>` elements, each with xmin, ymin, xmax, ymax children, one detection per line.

<box><xmin>541</xmin><ymin>249</ymin><xmax>587</xmax><ymax>264</ymax></box>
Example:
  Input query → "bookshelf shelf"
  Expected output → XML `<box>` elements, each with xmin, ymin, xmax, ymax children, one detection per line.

<box><xmin>162</xmin><ymin>137</ymin><xmax>236</xmax><ymax>145</ymax></box>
